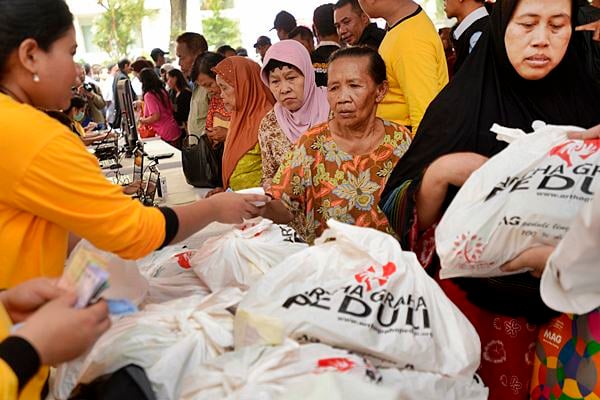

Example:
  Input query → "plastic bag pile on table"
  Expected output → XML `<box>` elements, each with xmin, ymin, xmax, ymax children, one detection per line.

<box><xmin>51</xmin><ymin>218</ymin><xmax>488</xmax><ymax>400</ymax></box>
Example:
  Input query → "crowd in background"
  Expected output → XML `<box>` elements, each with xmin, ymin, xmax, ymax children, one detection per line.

<box><xmin>1</xmin><ymin>0</ymin><xmax>600</xmax><ymax>399</ymax></box>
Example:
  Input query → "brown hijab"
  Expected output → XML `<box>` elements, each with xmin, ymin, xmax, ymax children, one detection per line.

<box><xmin>212</xmin><ymin>57</ymin><xmax>275</xmax><ymax>188</ymax></box>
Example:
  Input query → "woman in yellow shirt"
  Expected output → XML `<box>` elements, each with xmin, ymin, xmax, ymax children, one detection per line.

<box><xmin>0</xmin><ymin>0</ymin><xmax>268</xmax><ymax>291</ymax></box>
<box><xmin>0</xmin><ymin>278</ymin><xmax>109</xmax><ymax>400</ymax></box>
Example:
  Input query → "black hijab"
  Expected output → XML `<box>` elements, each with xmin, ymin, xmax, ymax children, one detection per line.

<box><xmin>382</xmin><ymin>0</ymin><xmax>600</xmax><ymax>201</ymax></box>
<box><xmin>380</xmin><ymin>0</ymin><xmax>600</xmax><ymax>323</ymax></box>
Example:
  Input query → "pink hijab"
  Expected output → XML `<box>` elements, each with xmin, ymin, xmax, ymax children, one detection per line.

<box><xmin>260</xmin><ymin>40</ymin><xmax>330</xmax><ymax>143</ymax></box>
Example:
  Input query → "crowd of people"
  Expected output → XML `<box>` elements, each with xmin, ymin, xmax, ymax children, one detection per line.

<box><xmin>1</xmin><ymin>0</ymin><xmax>600</xmax><ymax>399</ymax></box>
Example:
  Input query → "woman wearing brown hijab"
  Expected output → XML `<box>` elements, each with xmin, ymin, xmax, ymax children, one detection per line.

<box><xmin>210</xmin><ymin>57</ymin><xmax>275</xmax><ymax>192</ymax></box>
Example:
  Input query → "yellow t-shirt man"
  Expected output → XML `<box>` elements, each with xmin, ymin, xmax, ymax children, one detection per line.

<box><xmin>0</xmin><ymin>93</ymin><xmax>166</xmax><ymax>288</ymax></box>
<box><xmin>377</xmin><ymin>7</ymin><xmax>449</xmax><ymax>136</ymax></box>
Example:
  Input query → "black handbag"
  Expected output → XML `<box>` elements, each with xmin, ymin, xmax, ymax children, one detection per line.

<box><xmin>181</xmin><ymin>134</ymin><xmax>223</xmax><ymax>188</ymax></box>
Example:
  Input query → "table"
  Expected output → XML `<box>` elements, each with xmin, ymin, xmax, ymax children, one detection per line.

<box><xmin>97</xmin><ymin>137</ymin><xmax>210</xmax><ymax>206</ymax></box>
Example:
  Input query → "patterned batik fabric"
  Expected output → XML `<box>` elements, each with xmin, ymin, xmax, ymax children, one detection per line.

<box><xmin>258</xmin><ymin>109</ymin><xmax>294</xmax><ymax>188</ymax></box>
<box><xmin>270</xmin><ymin>119</ymin><xmax>411</xmax><ymax>243</ymax></box>
<box><xmin>532</xmin><ymin>311</ymin><xmax>600</xmax><ymax>400</ymax></box>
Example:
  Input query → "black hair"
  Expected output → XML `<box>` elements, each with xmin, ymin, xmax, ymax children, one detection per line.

<box><xmin>0</xmin><ymin>0</ymin><xmax>73</xmax><ymax>79</ymax></box>
<box><xmin>65</xmin><ymin>95</ymin><xmax>87</xmax><ymax>113</ymax></box>
<box><xmin>333</xmin><ymin>0</ymin><xmax>364</xmax><ymax>14</ymax></box>
<box><xmin>288</xmin><ymin>26</ymin><xmax>314</xmax><ymax>42</ymax></box>
<box><xmin>313</xmin><ymin>4</ymin><xmax>337</xmax><ymax>38</ymax></box>
<box><xmin>263</xmin><ymin>59</ymin><xmax>302</xmax><ymax>76</ymax></box>
<box><xmin>140</xmin><ymin>68</ymin><xmax>169</xmax><ymax>108</ymax></box>
<box><xmin>84</xmin><ymin>63</ymin><xmax>91</xmax><ymax>75</ymax></box>
<box><xmin>193</xmin><ymin>51</ymin><xmax>225</xmax><ymax>82</ymax></box>
<box><xmin>167</xmin><ymin>68</ymin><xmax>191</xmax><ymax>93</ymax></box>
<box><xmin>118</xmin><ymin>58</ymin><xmax>131</xmax><ymax>71</ymax></box>
<box><xmin>45</xmin><ymin>109</ymin><xmax>73</xmax><ymax>128</ymax></box>
<box><xmin>329</xmin><ymin>46</ymin><xmax>387</xmax><ymax>84</ymax></box>
<box><xmin>131</xmin><ymin>59</ymin><xmax>154</xmax><ymax>74</ymax></box>
<box><xmin>217</xmin><ymin>45</ymin><xmax>236</xmax><ymax>56</ymax></box>
<box><xmin>176</xmin><ymin>32</ymin><xmax>208</xmax><ymax>55</ymax></box>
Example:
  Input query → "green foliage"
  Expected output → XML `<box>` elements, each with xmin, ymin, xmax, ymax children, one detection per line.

<box><xmin>201</xmin><ymin>0</ymin><xmax>241</xmax><ymax>49</ymax></box>
<box><xmin>94</xmin><ymin>0</ymin><xmax>156</xmax><ymax>59</ymax></box>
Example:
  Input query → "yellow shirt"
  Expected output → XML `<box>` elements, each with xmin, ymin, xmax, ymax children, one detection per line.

<box><xmin>0</xmin><ymin>93</ymin><xmax>166</xmax><ymax>288</ymax></box>
<box><xmin>377</xmin><ymin>8</ymin><xmax>449</xmax><ymax>135</ymax></box>
<box><xmin>229</xmin><ymin>143</ymin><xmax>262</xmax><ymax>191</ymax></box>
<box><xmin>0</xmin><ymin>305</ymin><xmax>46</xmax><ymax>400</ymax></box>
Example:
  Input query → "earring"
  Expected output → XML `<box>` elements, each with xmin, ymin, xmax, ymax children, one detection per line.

<box><xmin>32</xmin><ymin>73</ymin><xmax>40</xmax><ymax>83</ymax></box>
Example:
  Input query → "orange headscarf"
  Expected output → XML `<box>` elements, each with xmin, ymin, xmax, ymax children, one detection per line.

<box><xmin>212</xmin><ymin>57</ymin><xmax>275</xmax><ymax>188</ymax></box>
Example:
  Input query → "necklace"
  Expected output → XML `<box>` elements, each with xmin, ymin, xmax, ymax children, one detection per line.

<box><xmin>0</xmin><ymin>85</ymin><xmax>24</xmax><ymax>103</ymax></box>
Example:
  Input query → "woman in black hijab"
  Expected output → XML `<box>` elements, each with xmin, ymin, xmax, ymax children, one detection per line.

<box><xmin>380</xmin><ymin>0</ymin><xmax>600</xmax><ymax>398</ymax></box>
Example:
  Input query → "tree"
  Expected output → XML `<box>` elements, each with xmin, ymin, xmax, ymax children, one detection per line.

<box><xmin>170</xmin><ymin>0</ymin><xmax>187</xmax><ymax>55</ymax></box>
<box><xmin>201</xmin><ymin>0</ymin><xmax>241</xmax><ymax>49</ymax></box>
<box><xmin>94</xmin><ymin>0</ymin><xmax>155</xmax><ymax>60</ymax></box>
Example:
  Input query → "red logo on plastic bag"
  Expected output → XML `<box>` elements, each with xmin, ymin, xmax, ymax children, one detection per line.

<box><xmin>549</xmin><ymin>139</ymin><xmax>600</xmax><ymax>167</ymax></box>
<box><xmin>453</xmin><ymin>233</ymin><xmax>485</xmax><ymax>265</ymax></box>
<box><xmin>354</xmin><ymin>262</ymin><xmax>397</xmax><ymax>291</ymax></box>
<box><xmin>175</xmin><ymin>251</ymin><xmax>194</xmax><ymax>269</ymax></box>
<box><xmin>317</xmin><ymin>357</ymin><xmax>355</xmax><ymax>372</ymax></box>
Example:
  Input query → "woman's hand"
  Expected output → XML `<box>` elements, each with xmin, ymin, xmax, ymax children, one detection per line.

<box><xmin>0</xmin><ymin>278</ymin><xmax>63</xmax><ymax>323</ymax></box>
<box><xmin>416</xmin><ymin>152</ymin><xmax>488</xmax><ymax>230</ymax></box>
<box><xmin>14</xmin><ymin>294</ymin><xmax>110</xmax><ymax>366</ymax></box>
<box><xmin>206</xmin><ymin>192</ymin><xmax>270</xmax><ymax>224</ymax></box>
<box><xmin>500</xmin><ymin>246</ymin><xmax>555</xmax><ymax>278</ymax></box>
<box><xmin>206</xmin><ymin>187</ymin><xmax>225</xmax><ymax>198</ymax></box>
<box><xmin>207</xmin><ymin>126</ymin><xmax>228</xmax><ymax>144</ymax></box>
<box><xmin>577</xmin><ymin>20</ymin><xmax>600</xmax><ymax>42</ymax></box>
<box><xmin>568</xmin><ymin>124</ymin><xmax>600</xmax><ymax>140</ymax></box>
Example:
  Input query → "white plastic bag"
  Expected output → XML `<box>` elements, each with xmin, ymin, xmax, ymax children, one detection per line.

<box><xmin>436</xmin><ymin>122</ymin><xmax>599</xmax><ymax>278</ymax></box>
<box><xmin>68</xmin><ymin>240</ymin><xmax>148</xmax><ymax>305</ymax></box>
<box><xmin>192</xmin><ymin>218</ymin><xmax>307</xmax><ymax>292</ymax></box>
<box><xmin>181</xmin><ymin>340</ymin><xmax>382</xmax><ymax>400</ymax></box>
<box><xmin>52</xmin><ymin>289</ymin><xmax>242</xmax><ymax>400</ymax></box>
<box><xmin>379</xmin><ymin>369</ymin><xmax>488</xmax><ymax>400</ymax></box>
<box><xmin>541</xmin><ymin>191</ymin><xmax>600</xmax><ymax>314</ymax></box>
<box><xmin>235</xmin><ymin>220</ymin><xmax>480</xmax><ymax>378</ymax></box>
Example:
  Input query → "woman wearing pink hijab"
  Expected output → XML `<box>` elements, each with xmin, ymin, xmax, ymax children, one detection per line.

<box><xmin>258</xmin><ymin>40</ymin><xmax>330</xmax><ymax>189</ymax></box>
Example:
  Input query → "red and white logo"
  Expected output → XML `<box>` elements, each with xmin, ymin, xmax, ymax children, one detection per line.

<box><xmin>354</xmin><ymin>262</ymin><xmax>397</xmax><ymax>291</ymax></box>
<box><xmin>317</xmin><ymin>357</ymin><xmax>355</xmax><ymax>372</ymax></box>
<box><xmin>549</xmin><ymin>139</ymin><xmax>600</xmax><ymax>167</ymax></box>
<box><xmin>453</xmin><ymin>232</ymin><xmax>485</xmax><ymax>265</ymax></box>
<box><xmin>175</xmin><ymin>251</ymin><xmax>194</xmax><ymax>269</ymax></box>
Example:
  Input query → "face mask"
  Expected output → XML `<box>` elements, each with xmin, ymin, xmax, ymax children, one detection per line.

<box><xmin>74</xmin><ymin>111</ymin><xmax>85</xmax><ymax>122</ymax></box>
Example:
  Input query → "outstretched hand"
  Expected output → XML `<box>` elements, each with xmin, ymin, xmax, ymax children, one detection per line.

<box><xmin>500</xmin><ymin>246</ymin><xmax>555</xmax><ymax>278</ymax></box>
<box><xmin>576</xmin><ymin>20</ymin><xmax>600</xmax><ymax>42</ymax></box>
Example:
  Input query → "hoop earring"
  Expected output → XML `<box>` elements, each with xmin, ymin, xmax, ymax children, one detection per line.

<box><xmin>32</xmin><ymin>73</ymin><xmax>40</xmax><ymax>83</ymax></box>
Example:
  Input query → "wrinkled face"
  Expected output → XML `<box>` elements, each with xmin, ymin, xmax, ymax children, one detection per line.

<box><xmin>268</xmin><ymin>66</ymin><xmax>305</xmax><ymax>112</ymax></box>
<box><xmin>198</xmin><ymin>73</ymin><xmax>221</xmax><ymax>97</ymax></box>
<box><xmin>26</xmin><ymin>26</ymin><xmax>79</xmax><ymax>110</ymax></box>
<box><xmin>176</xmin><ymin>41</ymin><xmax>195</xmax><ymax>78</ymax></box>
<box><xmin>216</xmin><ymin>74</ymin><xmax>236</xmax><ymax>112</ymax></box>
<box><xmin>334</xmin><ymin>4</ymin><xmax>369</xmax><ymax>45</ymax></box>
<box><xmin>443</xmin><ymin>0</ymin><xmax>461</xmax><ymax>19</ymax></box>
<box><xmin>505</xmin><ymin>0</ymin><xmax>571</xmax><ymax>80</ymax></box>
<box><xmin>327</xmin><ymin>56</ymin><xmax>386</xmax><ymax>128</ymax></box>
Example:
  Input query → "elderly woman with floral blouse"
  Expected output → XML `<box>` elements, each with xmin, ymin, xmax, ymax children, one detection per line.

<box><xmin>261</xmin><ymin>46</ymin><xmax>412</xmax><ymax>243</ymax></box>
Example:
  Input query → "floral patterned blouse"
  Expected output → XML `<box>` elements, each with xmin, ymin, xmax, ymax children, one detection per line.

<box><xmin>270</xmin><ymin>120</ymin><xmax>412</xmax><ymax>243</ymax></box>
<box><xmin>258</xmin><ymin>109</ymin><xmax>294</xmax><ymax>188</ymax></box>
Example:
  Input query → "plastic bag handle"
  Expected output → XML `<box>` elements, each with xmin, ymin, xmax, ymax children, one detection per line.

<box><xmin>490</xmin><ymin>123</ymin><xmax>527</xmax><ymax>144</ymax></box>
